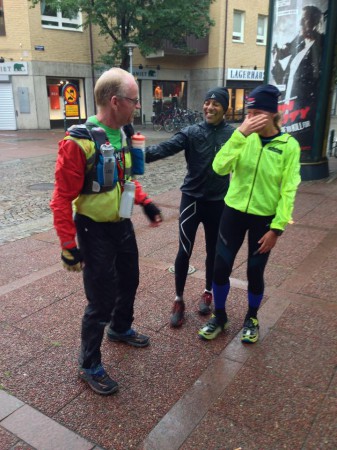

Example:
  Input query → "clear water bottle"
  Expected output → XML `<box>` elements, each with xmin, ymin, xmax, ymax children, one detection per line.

<box><xmin>100</xmin><ymin>144</ymin><xmax>116</xmax><ymax>186</ymax></box>
<box><xmin>131</xmin><ymin>132</ymin><xmax>146</xmax><ymax>175</ymax></box>
<box><xmin>119</xmin><ymin>181</ymin><xmax>136</xmax><ymax>218</ymax></box>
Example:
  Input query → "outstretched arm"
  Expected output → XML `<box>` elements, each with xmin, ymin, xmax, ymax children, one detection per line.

<box><xmin>145</xmin><ymin>130</ymin><xmax>188</xmax><ymax>163</ymax></box>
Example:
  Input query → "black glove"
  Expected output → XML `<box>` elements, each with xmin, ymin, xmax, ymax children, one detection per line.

<box><xmin>142</xmin><ymin>202</ymin><xmax>162</xmax><ymax>224</ymax></box>
<box><xmin>61</xmin><ymin>247</ymin><xmax>83</xmax><ymax>272</ymax></box>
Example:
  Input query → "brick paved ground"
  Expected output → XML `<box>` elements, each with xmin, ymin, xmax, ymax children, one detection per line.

<box><xmin>0</xmin><ymin>120</ymin><xmax>337</xmax><ymax>450</ymax></box>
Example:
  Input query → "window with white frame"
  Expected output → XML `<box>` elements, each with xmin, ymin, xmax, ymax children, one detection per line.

<box><xmin>233</xmin><ymin>10</ymin><xmax>244</xmax><ymax>42</ymax></box>
<box><xmin>256</xmin><ymin>15</ymin><xmax>267</xmax><ymax>45</ymax></box>
<box><xmin>40</xmin><ymin>1</ymin><xmax>82</xmax><ymax>31</ymax></box>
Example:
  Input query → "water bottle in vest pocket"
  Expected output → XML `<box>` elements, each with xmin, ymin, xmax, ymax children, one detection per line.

<box><xmin>131</xmin><ymin>132</ymin><xmax>146</xmax><ymax>175</ymax></box>
<box><xmin>97</xmin><ymin>144</ymin><xmax>118</xmax><ymax>187</ymax></box>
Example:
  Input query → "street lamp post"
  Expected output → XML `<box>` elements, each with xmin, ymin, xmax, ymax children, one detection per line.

<box><xmin>124</xmin><ymin>42</ymin><xmax>138</xmax><ymax>74</ymax></box>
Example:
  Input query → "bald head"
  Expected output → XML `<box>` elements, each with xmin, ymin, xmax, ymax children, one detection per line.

<box><xmin>94</xmin><ymin>68</ymin><xmax>136</xmax><ymax>107</ymax></box>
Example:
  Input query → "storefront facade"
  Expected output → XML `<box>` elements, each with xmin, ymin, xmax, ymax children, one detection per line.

<box><xmin>225</xmin><ymin>68</ymin><xmax>265</xmax><ymax>122</ymax></box>
<box><xmin>0</xmin><ymin>0</ymin><xmax>270</xmax><ymax>130</ymax></box>
<box><xmin>132</xmin><ymin>67</ymin><xmax>190</xmax><ymax>125</ymax></box>
<box><xmin>0</xmin><ymin>60</ymin><xmax>94</xmax><ymax>130</ymax></box>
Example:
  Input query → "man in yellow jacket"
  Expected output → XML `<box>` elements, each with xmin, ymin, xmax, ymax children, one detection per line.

<box><xmin>198</xmin><ymin>84</ymin><xmax>301</xmax><ymax>343</ymax></box>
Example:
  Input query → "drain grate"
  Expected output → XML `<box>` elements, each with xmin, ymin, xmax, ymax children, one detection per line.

<box><xmin>28</xmin><ymin>183</ymin><xmax>55</xmax><ymax>191</ymax></box>
<box><xmin>168</xmin><ymin>265</ymin><xmax>196</xmax><ymax>275</ymax></box>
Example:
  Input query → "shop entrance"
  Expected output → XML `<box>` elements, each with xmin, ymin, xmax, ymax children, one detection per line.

<box><xmin>227</xmin><ymin>88</ymin><xmax>247</xmax><ymax>122</ymax></box>
<box><xmin>152</xmin><ymin>80</ymin><xmax>187</xmax><ymax>116</ymax></box>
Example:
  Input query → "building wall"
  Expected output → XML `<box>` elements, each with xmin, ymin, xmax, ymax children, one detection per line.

<box><xmin>1</xmin><ymin>0</ymin><xmax>31</xmax><ymax>62</ymax></box>
<box><xmin>132</xmin><ymin>0</ymin><xmax>268</xmax><ymax>76</ymax></box>
<box><xmin>28</xmin><ymin>10</ymin><xmax>92</xmax><ymax>63</ymax></box>
<box><xmin>0</xmin><ymin>0</ymin><xmax>269</xmax><ymax>130</ymax></box>
<box><xmin>226</xmin><ymin>0</ymin><xmax>269</xmax><ymax>70</ymax></box>
<box><xmin>1</xmin><ymin>0</ymin><xmax>92</xmax><ymax>63</ymax></box>
<box><xmin>131</xmin><ymin>0</ymin><xmax>269</xmax><ymax>118</ymax></box>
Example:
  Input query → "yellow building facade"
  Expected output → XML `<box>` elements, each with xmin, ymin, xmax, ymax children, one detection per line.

<box><xmin>0</xmin><ymin>0</ymin><xmax>268</xmax><ymax>130</ymax></box>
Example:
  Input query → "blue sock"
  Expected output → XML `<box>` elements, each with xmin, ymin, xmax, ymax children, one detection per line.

<box><xmin>247</xmin><ymin>291</ymin><xmax>263</xmax><ymax>319</ymax></box>
<box><xmin>82</xmin><ymin>364</ymin><xmax>105</xmax><ymax>376</ymax></box>
<box><xmin>212</xmin><ymin>281</ymin><xmax>230</xmax><ymax>310</ymax></box>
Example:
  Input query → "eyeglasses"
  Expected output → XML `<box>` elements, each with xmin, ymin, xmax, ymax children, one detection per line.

<box><xmin>117</xmin><ymin>96</ymin><xmax>140</xmax><ymax>105</ymax></box>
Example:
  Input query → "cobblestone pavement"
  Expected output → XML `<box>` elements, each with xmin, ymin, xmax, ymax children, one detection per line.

<box><xmin>0</xmin><ymin>128</ymin><xmax>185</xmax><ymax>244</ymax></box>
<box><xmin>1</xmin><ymin>117</ymin><xmax>336</xmax><ymax>245</ymax></box>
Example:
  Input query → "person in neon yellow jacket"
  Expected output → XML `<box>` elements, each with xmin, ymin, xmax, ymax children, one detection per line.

<box><xmin>198</xmin><ymin>84</ymin><xmax>301</xmax><ymax>343</ymax></box>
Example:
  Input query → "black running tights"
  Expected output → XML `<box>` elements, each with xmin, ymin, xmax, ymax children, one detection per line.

<box><xmin>175</xmin><ymin>193</ymin><xmax>224</xmax><ymax>296</ymax></box>
<box><xmin>213</xmin><ymin>205</ymin><xmax>274</xmax><ymax>295</ymax></box>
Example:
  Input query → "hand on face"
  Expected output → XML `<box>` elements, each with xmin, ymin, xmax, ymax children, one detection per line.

<box><xmin>238</xmin><ymin>111</ymin><xmax>269</xmax><ymax>137</ymax></box>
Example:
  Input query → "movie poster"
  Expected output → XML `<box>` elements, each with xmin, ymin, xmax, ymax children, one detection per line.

<box><xmin>267</xmin><ymin>0</ymin><xmax>328</xmax><ymax>160</ymax></box>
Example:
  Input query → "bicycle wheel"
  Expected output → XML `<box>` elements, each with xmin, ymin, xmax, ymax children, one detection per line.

<box><xmin>164</xmin><ymin>118</ymin><xmax>174</xmax><ymax>133</ymax></box>
<box><xmin>153</xmin><ymin>119</ymin><xmax>163</xmax><ymax>131</ymax></box>
<box><xmin>194</xmin><ymin>112</ymin><xmax>203</xmax><ymax>123</ymax></box>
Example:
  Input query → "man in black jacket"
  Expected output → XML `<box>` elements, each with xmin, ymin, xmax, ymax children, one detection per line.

<box><xmin>145</xmin><ymin>87</ymin><xmax>234</xmax><ymax>327</ymax></box>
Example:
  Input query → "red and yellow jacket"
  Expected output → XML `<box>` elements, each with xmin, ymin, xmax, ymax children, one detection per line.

<box><xmin>50</xmin><ymin>126</ymin><xmax>151</xmax><ymax>250</ymax></box>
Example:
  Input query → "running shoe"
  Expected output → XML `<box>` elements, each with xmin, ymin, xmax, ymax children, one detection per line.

<box><xmin>78</xmin><ymin>365</ymin><xmax>119</xmax><ymax>395</ymax></box>
<box><xmin>198</xmin><ymin>291</ymin><xmax>212</xmax><ymax>315</ymax></box>
<box><xmin>198</xmin><ymin>314</ymin><xmax>229</xmax><ymax>340</ymax></box>
<box><xmin>107</xmin><ymin>328</ymin><xmax>150</xmax><ymax>347</ymax></box>
<box><xmin>241</xmin><ymin>317</ymin><xmax>259</xmax><ymax>343</ymax></box>
<box><xmin>170</xmin><ymin>300</ymin><xmax>185</xmax><ymax>328</ymax></box>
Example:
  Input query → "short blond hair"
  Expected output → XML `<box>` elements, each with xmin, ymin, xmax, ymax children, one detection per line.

<box><xmin>94</xmin><ymin>68</ymin><xmax>133</xmax><ymax>107</ymax></box>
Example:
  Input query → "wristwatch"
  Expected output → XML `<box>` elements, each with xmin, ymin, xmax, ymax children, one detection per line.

<box><xmin>270</xmin><ymin>228</ymin><xmax>283</xmax><ymax>236</ymax></box>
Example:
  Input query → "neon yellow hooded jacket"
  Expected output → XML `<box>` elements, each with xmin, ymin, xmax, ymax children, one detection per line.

<box><xmin>213</xmin><ymin>129</ymin><xmax>301</xmax><ymax>231</ymax></box>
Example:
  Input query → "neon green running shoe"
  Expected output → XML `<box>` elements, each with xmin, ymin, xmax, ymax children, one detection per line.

<box><xmin>241</xmin><ymin>317</ymin><xmax>259</xmax><ymax>343</ymax></box>
<box><xmin>198</xmin><ymin>314</ymin><xmax>229</xmax><ymax>340</ymax></box>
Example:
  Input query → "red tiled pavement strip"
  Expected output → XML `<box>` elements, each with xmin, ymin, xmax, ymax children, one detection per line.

<box><xmin>0</xmin><ymin>391</ymin><xmax>97</xmax><ymax>450</ymax></box>
<box><xmin>141</xmin><ymin>287</ymin><xmax>292</xmax><ymax>450</ymax></box>
<box><xmin>0</xmin><ymin>285</ymin><xmax>291</xmax><ymax>450</ymax></box>
<box><xmin>0</xmin><ymin>264</ymin><xmax>61</xmax><ymax>297</ymax></box>
<box><xmin>1</xmin><ymin>127</ymin><xmax>337</xmax><ymax>449</ymax></box>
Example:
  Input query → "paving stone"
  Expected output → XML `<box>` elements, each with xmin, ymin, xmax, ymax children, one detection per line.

<box><xmin>2</xmin><ymin>405</ymin><xmax>95</xmax><ymax>450</ymax></box>
<box><xmin>0</xmin><ymin>391</ymin><xmax>24</xmax><ymax>420</ymax></box>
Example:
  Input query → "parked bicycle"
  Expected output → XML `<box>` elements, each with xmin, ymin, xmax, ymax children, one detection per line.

<box><xmin>152</xmin><ymin>108</ymin><xmax>204</xmax><ymax>133</ymax></box>
<box><xmin>163</xmin><ymin>108</ymin><xmax>204</xmax><ymax>133</ymax></box>
<box><xmin>152</xmin><ymin>111</ymin><xmax>168</xmax><ymax>131</ymax></box>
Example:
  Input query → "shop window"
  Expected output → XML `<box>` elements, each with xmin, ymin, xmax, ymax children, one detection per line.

<box><xmin>257</xmin><ymin>15</ymin><xmax>267</xmax><ymax>45</ymax></box>
<box><xmin>152</xmin><ymin>81</ymin><xmax>187</xmax><ymax>115</ymax></box>
<box><xmin>40</xmin><ymin>1</ymin><xmax>82</xmax><ymax>31</ymax></box>
<box><xmin>0</xmin><ymin>0</ymin><xmax>6</xmax><ymax>36</ymax></box>
<box><xmin>233</xmin><ymin>10</ymin><xmax>244</xmax><ymax>43</ymax></box>
<box><xmin>46</xmin><ymin>77</ymin><xmax>86</xmax><ymax>127</ymax></box>
<box><xmin>227</xmin><ymin>88</ymin><xmax>246</xmax><ymax>122</ymax></box>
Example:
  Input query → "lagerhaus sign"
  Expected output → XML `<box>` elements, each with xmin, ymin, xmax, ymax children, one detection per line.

<box><xmin>227</xmin><ymin>68</ymin><xmax>264</xmax><ymax>81</ymax></box>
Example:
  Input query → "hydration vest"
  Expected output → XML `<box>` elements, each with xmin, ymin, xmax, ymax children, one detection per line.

<box><xmin>65</xmin><ymin>122</ymin><xmax>132</xmax><ymax>195</ymax></box>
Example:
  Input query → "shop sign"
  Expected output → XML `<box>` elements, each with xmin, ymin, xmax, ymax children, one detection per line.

<box><xmin>132</xmin><ymin>69</ymin><xmax>158</xmax><ymax>79</ymax></box>
<box><xmin>0</xmin><ymin>61</ymin><xmax>28</xmax><ymax>75</ymax></box>
<box><xmin>227</xmin><ymin>68</ymin><xmax>264</xmax><ymax>81</ymax></box>
<box><xmin>65</xmin><ymin>104</ymin><xmax>79</xmax><ymax>117</ymax></box>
